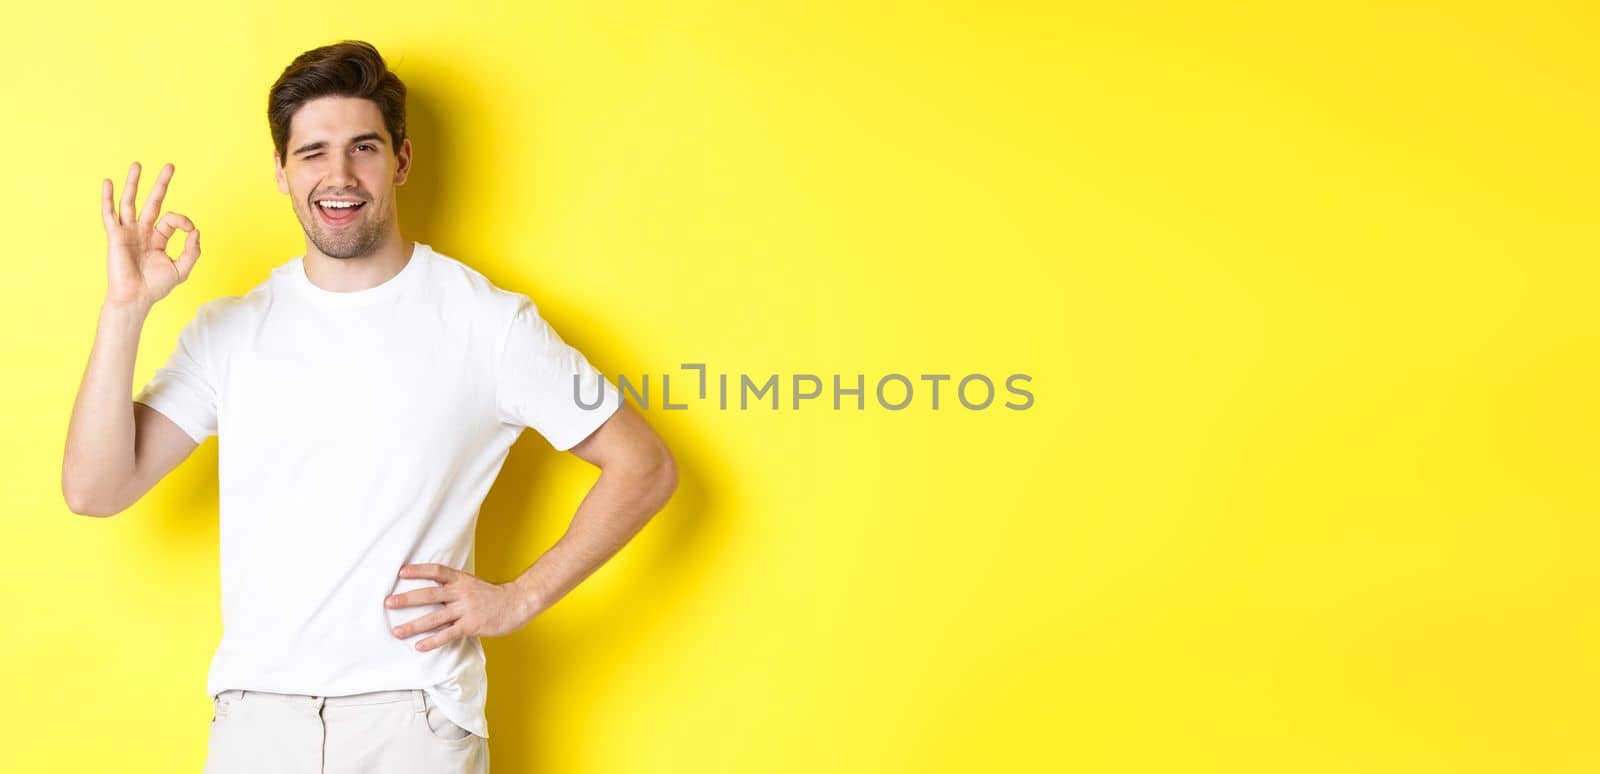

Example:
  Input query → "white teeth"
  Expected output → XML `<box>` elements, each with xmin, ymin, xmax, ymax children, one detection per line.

<box><xmin>318</xmin><ymin>201</ymin><xmax>361</xmax><ymax>209</ymax></box>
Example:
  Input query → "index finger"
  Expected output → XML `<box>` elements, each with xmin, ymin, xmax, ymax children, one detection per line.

<box><xmin>398</xmin><ymin>563</ymin><xmax>456</xmax><ymax>581</ymax></box>
<box><xmin>139</xmin><ymin>163</ymin><xmax>174</xmax><ymax>227</ymax></box>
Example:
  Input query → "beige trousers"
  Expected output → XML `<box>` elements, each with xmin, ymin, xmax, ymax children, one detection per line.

<box><xmin>202</xmin><ymin>688</ymin><xmax>488</xmax><ymax>773</ymax></box>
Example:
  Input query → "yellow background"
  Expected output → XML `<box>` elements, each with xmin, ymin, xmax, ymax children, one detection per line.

<box><xmin>3</xmin><ymin>1</ymin><xmax>1596</xmax><ymax>771</ymax></box>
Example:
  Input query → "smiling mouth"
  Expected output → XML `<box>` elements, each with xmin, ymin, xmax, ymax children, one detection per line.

<box><xmin>314</xmin><ymin>199</ymin><xmax>366</xmax><ymax>227</ymax></box>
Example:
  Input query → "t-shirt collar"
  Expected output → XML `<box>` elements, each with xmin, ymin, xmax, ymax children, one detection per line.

<box><xmin>289</xmin><ymin>241</ymin><xmax>428</xmax><ymax>308</ymax></box>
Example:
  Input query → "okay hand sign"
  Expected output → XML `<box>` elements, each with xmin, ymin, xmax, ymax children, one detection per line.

<box><xmin>101</xmin><ymin>161</ymin><xmax>201</xmax><ymax>307</ymax></box>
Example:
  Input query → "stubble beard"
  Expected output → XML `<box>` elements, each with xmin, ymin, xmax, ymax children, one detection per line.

<box><xmin>302</xmin><ymin>200</ymin><xmax>391</xmax><ymax>260</ymax></box>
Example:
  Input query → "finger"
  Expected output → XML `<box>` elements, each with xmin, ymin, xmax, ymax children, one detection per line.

<box><xmin>392</xmin><ymin>608</ymin><xmax>458</xmax><ymax>639</ymax></box>
<box><xmin>387</xmin><ymin>585</ymin><xmax>453</xmax><ymax>609</ymax></box>
<box><xmin>101</xmin><ymin>179</ymin><xmax>116</xmax><ymax>231</ymax></box>
<box><xmin>153</xmin><ymin>211</ymin><xmax>196</xmax><ymax>249</ymax></box>
<box><xmin>139</xmin><ymin>163</ymin><xmax>174</xmax><ymax>228</ymax></box>
<box><xmin>173</xmin><ymin>228</ymin><xmax>201</xmax><ymax>283</ymax></box>
<box><xmin>399</xmin><ymin>563</ymin><xmax>455</xmax><ymax>581</ymax></box>
<box><xmin>416</xmin><ymin>623</ymin><xmax>464</xmax><ymax>652</ymax></box>
<box><xmin>120</xmin><ymin>162</ymin><xmax>140</xmax><ymax>225</ymax></box>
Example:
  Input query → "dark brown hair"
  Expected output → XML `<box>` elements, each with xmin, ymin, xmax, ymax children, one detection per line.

<box><xmin>267</xmin><ymin>40</ymin><xmax>406</xmax><ymax>161</ymax></box>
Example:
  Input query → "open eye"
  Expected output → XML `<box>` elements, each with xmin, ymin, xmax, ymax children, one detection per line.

<box><xmin>356</xmin><ymin>144</ymin><xmax>376</xmax><ymax>152</ymax></box>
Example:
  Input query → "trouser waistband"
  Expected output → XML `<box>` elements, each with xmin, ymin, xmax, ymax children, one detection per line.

<box><xmin>215</xmin><ymin>688</ymin><xmax>428</xmax><ymax>711</ymax></box>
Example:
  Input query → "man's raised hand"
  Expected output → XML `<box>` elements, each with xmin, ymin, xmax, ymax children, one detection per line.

<box><xmin>101</xmin><ymin>161</ymin><xmax>201</xmax><ymax>307</ymax></box>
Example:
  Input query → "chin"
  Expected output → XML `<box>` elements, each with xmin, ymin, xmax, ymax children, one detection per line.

<box><xmin>317</xmin><ymin>238</ymin><xmax>375</xmax><ymax>260</ymax></box>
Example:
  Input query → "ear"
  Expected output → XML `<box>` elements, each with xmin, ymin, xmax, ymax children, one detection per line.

<box><xmin>274</xmin><ymin>151</ymin><xmax>289</xmax><ymax>195</ymax></box>
<box><xmin>393</xmin><ymin>138</ymin><xmax>412</xmax><ymax>187</ymax></box>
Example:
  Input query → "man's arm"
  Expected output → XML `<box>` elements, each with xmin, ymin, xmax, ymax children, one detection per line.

<box><xmin>61</xmin><ymin>162</ymin><xmax>204</xmax><ymax>517</ymax></box>
<box><xmin>388</xmin><ymin>271</ymin><xmax>674</xmax><ymax>649</ymax></box>
<box><xmin>507</xmin><ymin>401</ymin><xmax>678</xmax><ymax>615</ymax></box>
<box><xmin>62</xmin><ymin>302</ymin><xmax>204</xmax><ymax>516</ymax></box>
<box><xmin>388</xmin><ymin>401</ymin><xmax>678</xmax><ymax>652</ymax></box>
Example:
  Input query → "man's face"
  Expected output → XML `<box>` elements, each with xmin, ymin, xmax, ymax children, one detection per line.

<box><xmin>275</xmin><ymin>96</ymin><xmax>411</xmax><ymax>259</ymax></box>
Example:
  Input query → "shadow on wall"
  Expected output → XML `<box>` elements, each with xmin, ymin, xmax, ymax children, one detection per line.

<box><xmin>394</xmin><ymin>74</ymin><xmax>449</xmax><ymax>249</ymax></box>
<box><xmin>474</xmin><ymin>415</ymin><xmax>717</xmax><ymax>770</ymax></box>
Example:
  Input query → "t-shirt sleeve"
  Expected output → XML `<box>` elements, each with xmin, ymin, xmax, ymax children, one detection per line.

<box><xmin>494</xmin><ymin>296</ymin><xmax>622</xmax><ymax>451</ymax></box>
<box><xmin>132</xmin><ymin>302</ymin><xmax>220</xmax><ymax>444</ymax></box>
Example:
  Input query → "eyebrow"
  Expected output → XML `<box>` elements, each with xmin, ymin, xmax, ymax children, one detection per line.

<box><xmin>292</xmin><ymin>132</ymin><xmax>387</xmax><ymax>156</ymax></box>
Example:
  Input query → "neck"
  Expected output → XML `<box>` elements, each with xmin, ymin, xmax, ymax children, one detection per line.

<box><xmin>302</xmin><ymin>227</ymin><xmax>412</xmax><ymax>292</ymax></box>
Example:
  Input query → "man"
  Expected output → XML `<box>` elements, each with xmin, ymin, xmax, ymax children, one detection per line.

<box><xmin>60</xmin><ymin>40</ymin><xmax>678</xmax><ymax>773</ymax></box>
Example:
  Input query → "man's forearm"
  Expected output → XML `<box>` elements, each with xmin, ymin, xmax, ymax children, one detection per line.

<box><xmin>508</xmin><ymin>453</ymin><xmax>677</xmax><ymax>617</ymax></box>
<box><xmin>62</xmin><ymin>300</ymin><xmax>152</xmax><ymax>515</ymax></box>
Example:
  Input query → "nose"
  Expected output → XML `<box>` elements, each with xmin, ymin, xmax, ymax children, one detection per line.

<box><xmin>326</xmin><ymin>152</ymin><xmax>357</xmax><ymax>189</ymax></box>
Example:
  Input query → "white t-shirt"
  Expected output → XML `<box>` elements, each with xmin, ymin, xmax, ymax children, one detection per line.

<box><xmin>132</xmin><ymin>241</ymin><xmax>622</xmax><ymax>739</ymax></box>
